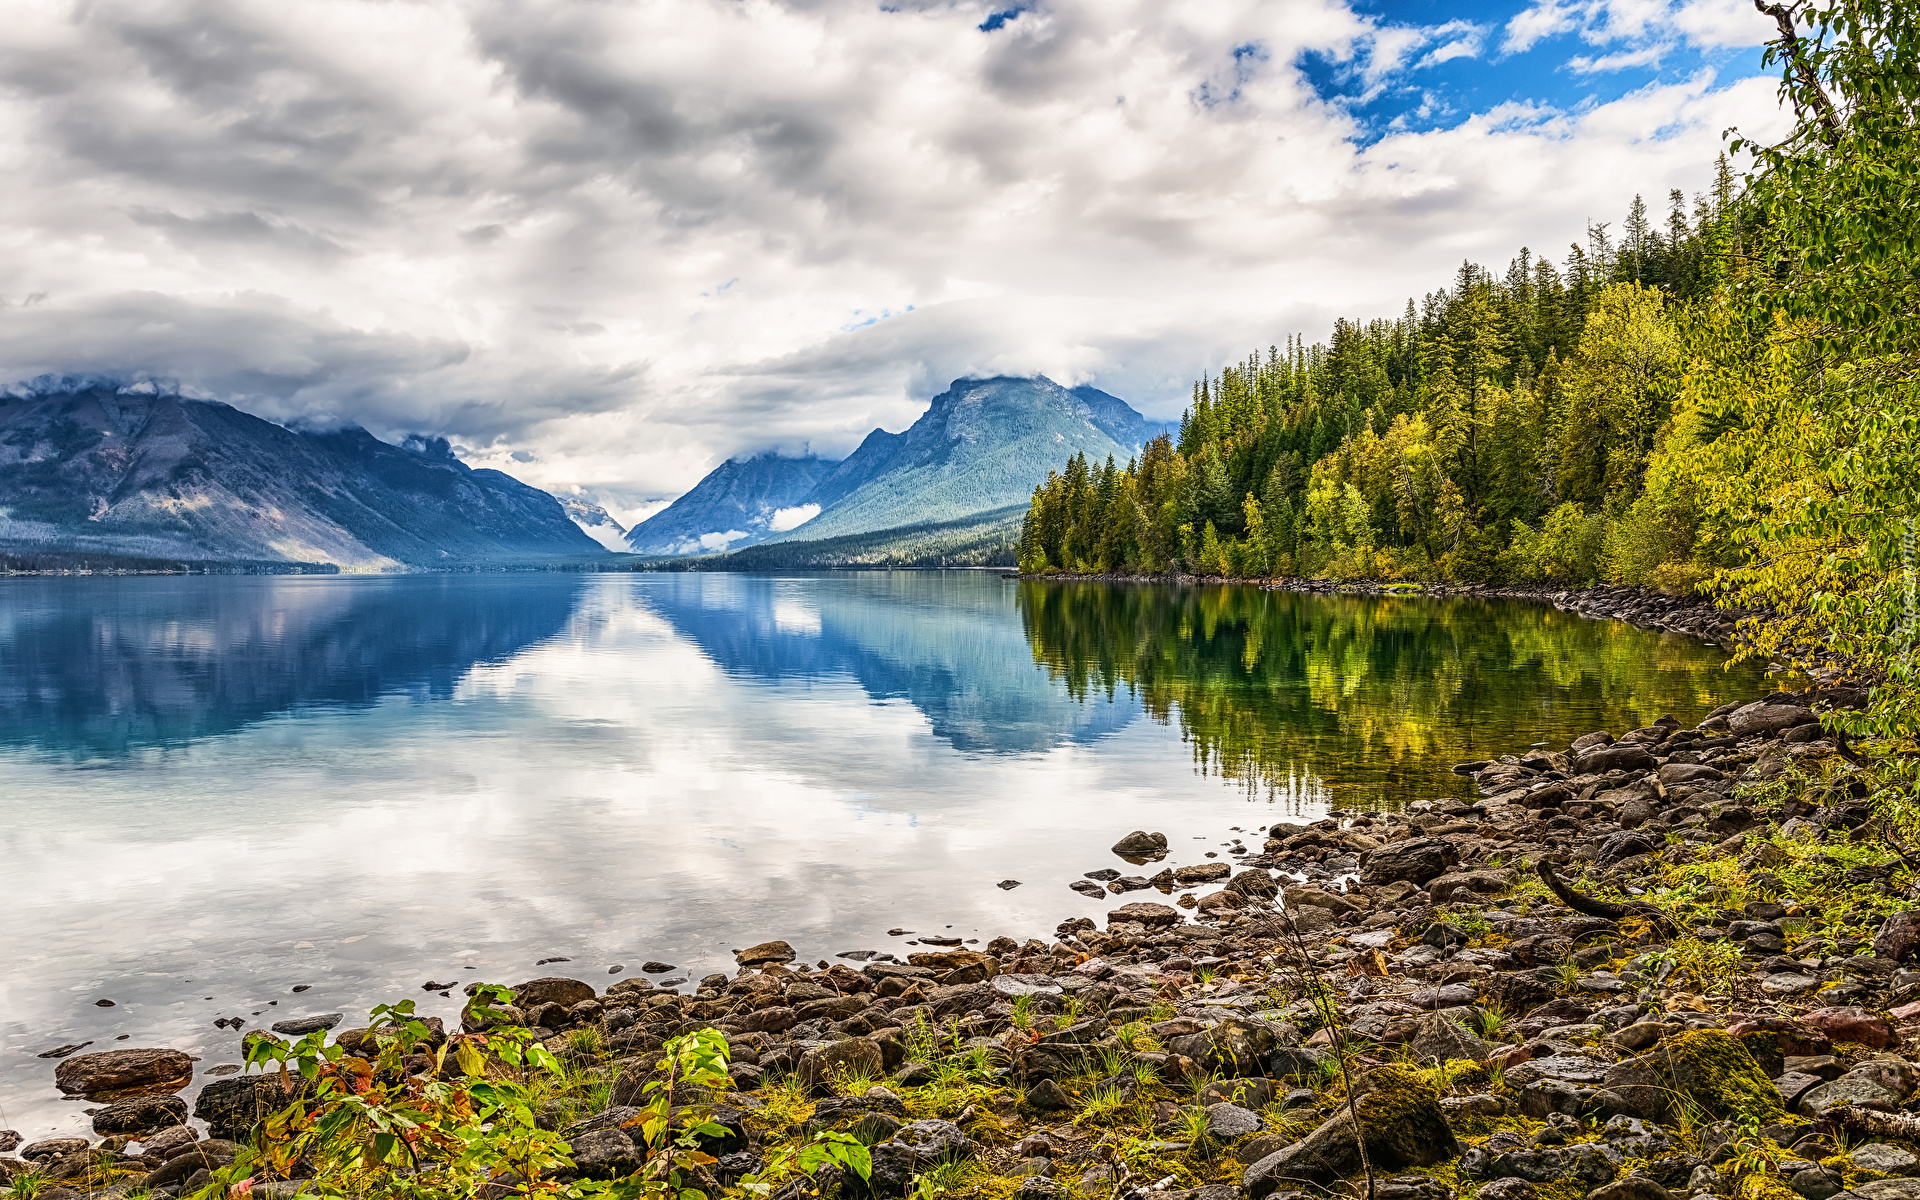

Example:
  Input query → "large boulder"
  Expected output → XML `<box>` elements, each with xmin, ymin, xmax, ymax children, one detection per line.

<box><xmin>1407</xmin><ymin>1012</ymin><xmax>1494</xmax><ymax>1064</ymax></box>
<box><xmin>1166</xmin><ymin>1018</ymin><xmax>1278</xmax><ymax>1076</ymax></box>
<box><xmin>512</xmin><ymin>977</ymin><xmax>596</xmax><ymax>1010</ymax></box>
<box><xmin>1111</xmin><ymin>831</ymin><xmax>1169</xmax><ymax>859</ymax></box>
<box><xmin>1242</xmin><ymin>1066</ymin><xmax>1456</xmax><ymax>1197</ymax></box>
<box><xmin>1799</xmin><ymin>1007</ymin><xmax>1899</xmax><ymax>1050</ymax></box>
<box><xmin>192</xmin><ymin>1075</ymin><xmax>304</xmax><ymax>1141</ymax></box>
<box><xmin>1108</xmin><ymin>901</ymin><xmax>1180</xmax><ymax>928</ymax></box>
<box><xmin>1728</xmin><ymin>703</ymin><xmax>1815</xmax><ymax>737</ymax></box>
<box><xmin>735</xmin><ymin>941</ymin><xmax>797</xmax><ymax>967</ymax></box>
<box><xmin>1876</xmin><ymin>911</ymin><xmax>1920</xmax><ymax>963</ymax></box>
<box><xmin>53</xmin><ymin>1048</ymin><xmax>192</xmax><ymax>1098</ymax></box>
<box><xmin>1358</xmin><ymin>839</ymin><xmax>1460</xmax><ymax>887</ymax></box>
<box><xmin>1577</xmin><ymin>744</ymin><xmax>1657</xmax><ymax>774</ymax></box>
<box><xmin>91</xmin><ymin>1094</ymin><xmax>188</xmax><ymax>1135</ymax></box>
<box><xmin>1599</xmin><ymin>1031</ymin><xmax>1782</xmax><ymax>1123</ymax></box>
<box><xmin>795</xmin><ymin>1038</ymin><xmax>885</xmax><ymax>1096</ymax></box>
<box><xmin>1426</xmin><ymin>870</ymin><xmax>1511</xmax><ymax>904</ymax></box>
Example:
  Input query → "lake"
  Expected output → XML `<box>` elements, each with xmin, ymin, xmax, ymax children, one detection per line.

<box><xmin>0</xmin><ymin>571</ymin><xmax>1761</xmax><ymax>1135</ymax></box>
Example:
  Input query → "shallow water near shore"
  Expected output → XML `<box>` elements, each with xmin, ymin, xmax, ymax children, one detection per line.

<box><xmin>0</xmin><ymin>570</ymin><xmax>1763</xmax><ymax>1135</ymax></box>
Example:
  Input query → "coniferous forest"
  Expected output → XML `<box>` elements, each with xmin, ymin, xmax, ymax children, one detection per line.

<box><xmin>1020</xmin><ymin>0</ymin><xmax>1920</xmax><ymax>739</ymax></box>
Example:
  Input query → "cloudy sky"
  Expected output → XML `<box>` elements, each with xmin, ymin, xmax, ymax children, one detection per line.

<box><xmin>0</xmin><ymin>0</ymin><xmax>1787</xmax><ymax>524</ymax></box>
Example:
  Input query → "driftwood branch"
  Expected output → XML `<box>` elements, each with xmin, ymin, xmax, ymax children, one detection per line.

<box><xmin>1816</xmin><ymin>1104</ymin><xmax>1920</xmax><ymax>1141</ymax></box>
<box><xmin>1535</xmin><ymin>859</ymin><xmax>1679</xmax><ymax>938</ymax></box>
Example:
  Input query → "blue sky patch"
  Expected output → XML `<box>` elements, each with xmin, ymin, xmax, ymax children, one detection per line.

<box><xmin>979</xmin><ymin>5</ymin><xmax>1026</xmax><ymax>32</ymax></box>
<box><xmin>1303</xmin><ymin>0</ymin><xmax>1772</xmax><ymax>141</ymax></box>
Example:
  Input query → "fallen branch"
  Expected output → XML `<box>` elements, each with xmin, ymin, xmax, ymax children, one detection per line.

<box><xmin>1535</xmin><ymin>859</ymin><xmax>1679</xmax><ymax>938</ymax></box>
<box><xmin>1816</xmin><ymin>1104</ymin><xmax>1920</xmax><ymax>1142</ymax></box>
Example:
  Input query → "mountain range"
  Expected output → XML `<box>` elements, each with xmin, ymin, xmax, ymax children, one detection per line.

<box><xmin>0</xmin><ymin>377</ymin><xmax>602</xmax><ymax>569</ymax></box>
<box><xmin>624</xmin><ymin>375</ymin><xmax>1169</xmax><ymax>557</ymax></box>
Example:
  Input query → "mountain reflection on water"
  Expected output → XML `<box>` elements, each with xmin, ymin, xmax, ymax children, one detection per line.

<box><xmin>0</xmin><ymin>574</ymin><xmax>583</xmax><ymax>758</ymax></box>
<box><xmin>634</xmin><ymin>572</ymin><xmax>1137</xmax><ymax>754</ymax></box>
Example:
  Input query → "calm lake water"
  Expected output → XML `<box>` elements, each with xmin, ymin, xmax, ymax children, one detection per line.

<box><xmin>0</xmin><ymin>571</ymin><xmax>1762</xmax><ymax>1134</ymax></box>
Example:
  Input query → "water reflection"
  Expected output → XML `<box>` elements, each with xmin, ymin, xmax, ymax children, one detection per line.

<box><xmin>0</xmin><ymin>575</ymin><xmax>583</xmax><ymax>758</ymax></box>
<box><xmin>1019</xmin><ymin>581</ymin><xmax>1766</xmax><ymax>807</ymax></box>
<box><xmin>636</xmin><ymin>572</ymin><xmax>1136</xmax><ymax>753</ymax></box>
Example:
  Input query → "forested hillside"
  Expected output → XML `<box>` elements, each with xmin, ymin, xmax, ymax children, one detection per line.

<box><xmin>1020</xmin><ymin>0</ymin><xmax>1920</xmax><ymax>738</ymax></box>
<box><xmin>1018</xmin><ymin>174</ymin><xmax>1735</xmax><ymax>591</ymax></box>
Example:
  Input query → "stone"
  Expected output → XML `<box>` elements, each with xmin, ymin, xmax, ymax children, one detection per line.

<box><xmin>734</xmin><ymin>941</ymin><xmax>797</xmax><ymax>967</ymax></box>
<box><xmin>993</xmin><ymin>974</ymin><xmax>1065</xmax><ymax>998</ymax></box>
<box><xmin>741</xmin><ymin>1006</ymin><xmax>798</xmax><ymax>1034</ymax></box>
<box><xmin>892</xmin><ymin>1119</ymin><xmax>972</xmax><ymax>1159</ymax></box>
<box><xmin>1426</xmin><ymin>870</ymin><xmax>1511</xmax><ymax>904</ymax></box>
<box><xmin>1235</xmin><ymin>1133</ymin><xmax>1292</xmax><ymax>1165</ymax></box>
<box><xmin>1242</xmin><ymin>1067</ymin><xmax>1458</xmax><ymax>1196</ymax></box>
<box><xmin>1407</xmin><ymin>1012</ymin><xmax>1494</xmax><ymax>1063</ymax></box>
<box><xmin>512</xmin><ymin>977</ymin><xmax>596</xmax><ymax>1009</ymax></box>
<box><xmin>795</xmin><ymin>1037</ymin><xmax>885</xmax><ymax>1096</ymax></box>
<box><xmin>1801</xmin><ymin>1007</ymin><xmax>1899</xmax><ymax>1050</ymax></box>
<box><xmin>90</xmin><ymin>1094</ymin><xmax>188</xmax><ymax>1135</ymax></box>
<box><xmin>193</xmin><ymin>1075</ymin><xmax>302</xmax><ymax>1141</ymax></box>
<box><xmin>1793</xmin><ymin>1167</ymin><xmax>1846</xmax><ymax>1200</ymax></box>
<box><xmin>1478</xmin><ymin>1183</ymin><xmax>1538</xmax><ymax>1200</ymax></box>
<box><xmin>269</xmin><ymin>1013</ymin><xmax>343</xmax><ymax>1036</ymax></box>
<box><xmin>1026</xmin><ymin>1078</ymin><xmax>1074</xmax><ymax>1110</ymax></box>
<box><xmin>1578</xmin><ymin>744</ymin><xmax>1657</xmax><ymax>774</ymax></box>
<box><xmin>1875</xmin><ymin>912</ymin><xmax>1920</xmax><ymax>963</ymax></box>
<box><xmin>1593</xmin><ymin>831</ymin><xmax>1664</xmax><ymax>869</ymax></box>
<box><xmin>1071</xmin><ymin>880</ymin><xmax>1106</xmax><ymax>897</ymax></box>
<box><xmin>1207</xmin><ymin>1103</ymin><xmax>1265</xmax><ymax>1140</ymax></box>
<box><xmin>1728</xmin><ymin>703</ymin><xmax>1815</xmax><ymax>736</ymax></box>
<box><xmin>1358</xmin><ymin>839</ymin><xmax>1460</xmax><ymax>886</ymax></box>
<box><xmin>1657</xmin><ymin>763</ymin><xmax>1725</xmax><ymax>785</ymax></box>
<box><xmin>1848</xmin><ymin>1145</ymin><xmax>1919</xmax><ymax>1176</ymax></box>
<box><xmin>1176</xmin><ymin>863</ymin><xmax>1231</xmax><ymax>884</ymax></box>
<box><xmin>1112</xmin><ymin>831</ymin><xmax>1169</xmax><ymax>858</ymax></box>
<box><xmin>1800</xmin><ymin>1069</ymin><xmax>1908</xmax><ymax>1116</ymax></box>
<box><xmin>137</xmin><ymin>1126</ymin><xmax>198</xmax><ymax>1156</ymax></box>
<box><xmin>53</xmin><ymin>1048</ymin><xmax>192</xmax><ymax>1097</ymax></box>
<box><xmin>1833</xmin><ymin>1184</ymin><xmax>1920</xmax><ymax>1200</ymax></box>
<box><xmin>570</xmin><ymin>1128</ymin><xmax>641</xmax><ymax>1178</ymax></box>
<box><xmin>1108</xmin><ymin>902</ymin><xmax>1181</xmax><ymax>928</ymax></box>
<box><xmin>1612</xmin><ymin>1022</ymin><xmax>1679</xmax><ymax>1053</ymax></box>
<box><xmin>1589</xmin><ymin>1178</ymin><xmax>1675</xmax><ymax>1200</ymax></box>
<box><xmin>1167</xmin><ymin>1018</ymin><xmax>1277</xmax><ymax>1076</ymax></box>
<box><xmin>1763</xmin><ymin>973</ymin><xmax>1823</xmax><ymax>997</ymax></box>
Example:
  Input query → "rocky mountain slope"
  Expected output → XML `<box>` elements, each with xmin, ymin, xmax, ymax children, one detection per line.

<box><xmin>0</xmin><ymin>378</ymin><xmax>604</xmax><ymax>568</ymax></box>
<box><xmin>624</xmin><ymin>452</ymin><xmax>834</xmax><ymax>556</ymax></box>
<box><xmin>628</xmin><ymin>376</ymin><xmax>1169</xmax><ymax>557</ymax></box>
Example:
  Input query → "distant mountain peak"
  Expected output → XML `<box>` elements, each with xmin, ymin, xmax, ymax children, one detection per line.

<box><xmin>630</xmin><ymin>374</ymin><xmax>1166</xmax><ymax>559</ymax></box>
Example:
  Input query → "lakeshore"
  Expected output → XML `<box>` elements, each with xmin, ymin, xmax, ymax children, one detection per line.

<box><xmin>7</xmin><ymin>652</ymin><xmax>1915</xmax><ymax>1200</ymax></box>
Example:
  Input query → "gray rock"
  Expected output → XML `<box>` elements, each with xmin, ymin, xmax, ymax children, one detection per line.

<box><xmin>794</xmin><ymin>1038</ymin><xmax>884</xmax><ymax>1096</ymax></box>
<box><xmin>269</xmin><ymin>1013</ymin><xmax>343</xmax><ymax>1036</ymax></box>
<box><xmin>1849</xmin><ymin>1145</ymin><xmax>1920</xmax><ymax>1176</ymax></box>
<box><xmin>1833</xmin><ymin>1182</ymin><xmax>1920</xmax><ymax>1200</ymax></box>
<box><xmin>1800</xmin><ymin>1070</ymin><xmax>1907</xmax><ymax>1116</ymax></box>
<box><xmin>1794</xmin><ymin>1167</ymin><xmax>1846</xmax><ymax>1200</ymax></box>
<box><xmin>570</xmin><ymin>1127</ymin><xmax>641</xmax><ymax>1178</ymax></box>
<box><xmin>1206</xmin><ymin>1103</ymin><xmax>1264</xmax><ymax>1140</ymax></box>
<box><xmin>1763</xmin><ymin>973</ymin><xmax>1823</xmax><ymax>997</ymax></box>
<box><xmin>91</xmin><ymin>1094</ymin><xmax>188</xmax><ymax>1135</ymax></box>
<box><xmin>1478</xmin><ymin>1182</ymin><xmax>1538</xmax><ymax>1200</ymax></box>
<box><xmin>1487</xmin><ymin>1143</ymin><xmax>1623</xmax><ymax>1187</ymax></box>
<box><xmin>1507</xmin><ymin>1056</ymin><xmax>1611</xmax><ymax>1088</ymax></box>
<box><xmin>1112</xmin><ymin>831</ymin><xmax>1169</xmax><ymax>858</ymax></box>
<box><xmin>1242</xmin><ymin>1071</ymin><xmax>1458</xmax><ymax>1197</ymax></box>
<box><xmin>1407</xmin><ymin>1012</ymin><xmax>1493</xmax><ymax>1063</ymax></box>
<box><xmin>1589</xmin><ymin>1177</ymin><xmax>1674</xmax><ymax>1200</ymax></box>
<box><xmin>1728</xmin><ymin>703</ymin><xmax>1814</xmax><ymax>736</ymax></box>
<box><xmin>992</xmin><ymin>974</ymin><xmax>1064</xmax><ymax>999</ymax></box>
<box><xmin>53</xmin><ymin>1048</ymin><xmax>193</xmax><ymax>1097</ymax></box>
<box><xmin>1358</xmin><ymin>839</ymin><xmax>1460</xmax><ymax>886</ymax></box>
<box><xmin>892</xmin><ymin>1119</ymin><xmax>972</xmax><ymax>1159</ymax></box>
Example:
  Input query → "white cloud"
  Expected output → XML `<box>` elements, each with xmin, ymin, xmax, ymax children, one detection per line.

<box><xmin>768</xmin><ymin>504</ymin><xmax>821</xmax><ymax>533</ymax></box>
<box><xmin>697</xmin><ymin>530</ymin><xmax>751</xmax><ymax>552</ymax></box>
<box><xmin>0</xmin><ymin>0</ymin><xmax>1791</xmax><ymax>508</ymax></box>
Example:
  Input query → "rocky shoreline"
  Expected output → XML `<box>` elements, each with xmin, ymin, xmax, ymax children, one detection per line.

<box><xmin>6</xmin><ymin>681</ymin><xmax>1919</xmax><ymax>1200</ymax></box>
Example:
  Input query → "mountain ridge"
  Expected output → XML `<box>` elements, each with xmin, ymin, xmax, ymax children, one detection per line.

<box><xmin>627</xmin><ymin>374</ymin><xmax>1169</xmax><ymax>558</ymax></box>
<box><xmin>0</xmin><ymin>377</ymin><xmax>603</xmax><ymax>568</ymax></box>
